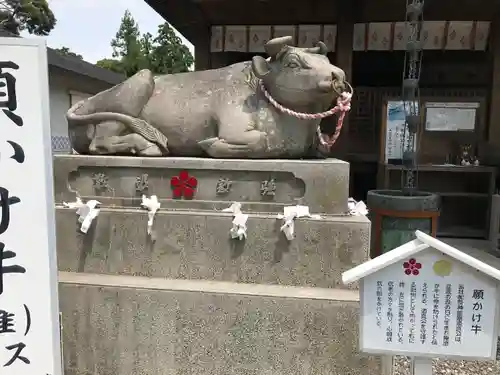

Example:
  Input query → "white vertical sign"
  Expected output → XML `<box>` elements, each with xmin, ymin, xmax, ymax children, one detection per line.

<box><xmin>0</xmin><ymin>38</ymin><xmax>62</xmax><ymax>375</ymax></box>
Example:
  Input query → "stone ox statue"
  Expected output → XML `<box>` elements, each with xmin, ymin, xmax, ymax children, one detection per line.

<box><xmin>67</xmin><ymin>36</ymin><xmax>353</xmax><ymax>159</ymax></box>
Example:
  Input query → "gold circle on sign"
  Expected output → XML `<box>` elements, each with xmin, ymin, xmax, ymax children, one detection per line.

<box><xmin>433</xmin><ymin>260</ymin><xmax>452</xmax><ymax>277</ymax></box>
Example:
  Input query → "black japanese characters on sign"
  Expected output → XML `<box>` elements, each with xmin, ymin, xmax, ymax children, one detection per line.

<box><xmin>1</xmin><ymin>304</ymin><xmax>32</xmax><ymax>366</ymax></box>
<box><xmin>0</xmin><ymin>187</ymin><xmax>25</xmax><ymax>295</ymax></box>
<box><xmin>376</xmin><ymin>281</ymin><xmax>383</xmax><ymax>327</ymax></box>
<box><xmin>420</xmin><ymin>282</ymin><xmax>428</xmax><ymax>344</ymax></box>
<box><xmin>0</xmin><ymin>187</ymin><xmax>26</xmax><ymax>295</ymax></box>
<box><xmin>6</xmin><ymin>141</ymin><xmax>25</xmax><ymax>164</ymax></box>
<box><xmin>443</xmin><ymin>284</ymin><xmax>452</xmax><ymax>346</ymax></box>
<box><xmin>408</xmin><ymin>281</ymin><xmax>417</xmax><ymax>344</ymax></box>
<box><xmin>386</xmin><ymin>281</ymin><xmax>394</xmax><ymax>343</ymax></box>
<box><xmin>5</xmin><ymin>343</ymin><xmax>29</xmax><ymax>366</ymax></box>
<box><xmin>0</xmin><ymin>62</ymin><xmax>26</xmax><ymax>164</ymax></box>
<box><xmin>471</xmin><ymin>289</ymin><xmax>484</xmax><ymax>335</ymax></box>
<box><xmin>0</xmin><ymin>62</ymin><xmax>22</xmax><ymax>127</ymax></box>
<box><xmin>0</xmin><ymin>242</ymin><xmax>26</xmax><ymax>295</ymax></box>
<box><xmin>0</xmin><ymin>187</ymin><xmax>20</xmax><ymax>236</ymax></box>
<box><xmin>455</xmin><ymin>284</ymin><xmax>464</xmax><ymax>343</ymax></box>
<box><xmin>0</xmin><ymin>60</ymin><xmax>31</xmax><ymax>368</ymax></box>
<box><xmin>431</xmin><ymin>283</ymin><xmax>440</xmax><ymax>345</ymax></box>
<box><xmin>397</xmin><ymin>281</ymin><xmax>405</xmax><ymax>344</ymax></box>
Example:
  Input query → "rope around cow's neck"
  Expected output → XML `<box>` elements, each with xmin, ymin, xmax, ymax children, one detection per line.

<box><xmin>259</xmin><ymin>80</ymin><xmax>353</xmax><ymax>148</ymax></box>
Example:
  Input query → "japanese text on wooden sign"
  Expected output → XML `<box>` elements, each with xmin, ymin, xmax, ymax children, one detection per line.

<box><xmin>361</xmin><ymin>250</ymin><xmax>498</xmax><ymax>359</ymax></box>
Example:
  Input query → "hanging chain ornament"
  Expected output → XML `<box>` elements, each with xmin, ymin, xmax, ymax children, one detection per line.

<box><xmin>401</xmin><ymin>0</ymin><xmax>424</xmax><ymax>194</ymax></box>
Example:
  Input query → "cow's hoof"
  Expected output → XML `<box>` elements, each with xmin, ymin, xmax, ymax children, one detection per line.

<box><xmin>198</xmin><ymin>137</ymin><xmax>219</xmax><ymax>150</ymax></box>
<box><xmin>199</xmin><ymin>137</ymin><xmax>254</xmax><ymax>158</ymax></box>
<box><xmin>137</xmin><ymin>144</ymin><xmax>163</xmax><ymax>156</ymax></box>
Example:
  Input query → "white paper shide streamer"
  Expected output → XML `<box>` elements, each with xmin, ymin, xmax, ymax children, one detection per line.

<box><xmin>222</xmin><ymin>202</ymin><xmax>249</xmax><ymax>240</ymax></box>
<box><xmin>348</xmin><ymin>198</ymin><xmax>368</xmax><ymax>216</ymax></box>
<box><xmin>277</xmin><ymin>205</ymin><xmax>320</xmax><ymax>241</ymax></box>
<box><xmin>63</xmin><ymin>197</ymin><xmax>101</xmax><ymax>234</ymax></box>
<box><xmin>141</xmin><ymin>195</ymin><xmax>161</xmax><ymax>236</ymax></box>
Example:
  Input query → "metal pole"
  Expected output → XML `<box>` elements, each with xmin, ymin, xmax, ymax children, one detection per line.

<box><xmin>401</xmin><ymin>0</ymin><xmax>425</xmax><ymax>194</ymax></box>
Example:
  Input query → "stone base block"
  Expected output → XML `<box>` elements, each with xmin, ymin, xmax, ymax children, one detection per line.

<box><xmin>53</xmin><ymin>155</ymin><xmax>350</xmax><ymax>215</ymax></box>
<box><xmin>56</xmin><ymin>208</ymin><xmax>370</xmax><ymax>290</ymax></box>
<box><xmin>59</xmin><ymin>279</ymin><xmax>381</xmax><ymax>375</ymax></box>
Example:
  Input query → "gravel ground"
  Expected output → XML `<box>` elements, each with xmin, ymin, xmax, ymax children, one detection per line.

<box><xmin>393</xmin><ymin>356</ymin><xmax>500</xmax><ymax>375</ymax></box>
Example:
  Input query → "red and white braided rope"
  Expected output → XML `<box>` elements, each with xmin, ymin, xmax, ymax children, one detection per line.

<box><xmin>259</xmin><ymin>80</ymin><xmax>353</xmax><ymax>148</ymax></box>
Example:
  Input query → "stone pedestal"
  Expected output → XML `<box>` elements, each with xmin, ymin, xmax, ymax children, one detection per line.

<box><xmin>54</xmin><ymin>155</ymin><xmax>381</xmax><ymax>375</ymax></box>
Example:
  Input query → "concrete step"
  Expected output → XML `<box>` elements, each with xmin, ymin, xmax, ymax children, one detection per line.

<box><xmin>58</xmin><ymin>274</ymin><xmax>381</xmax><ymax>375</ymax></box>
<box><xmin>56</xmin><ymin>208</ymin><xmax>369</xmax><ymax>290</ymax></box>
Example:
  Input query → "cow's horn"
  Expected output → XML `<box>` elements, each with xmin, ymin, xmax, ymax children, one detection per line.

<box><xmin>307</xmin><ymin>41</ymin><xmax>329</xmax><ymax>55</ymax></box>
<box><xmin>265</xmin><ymin>36</ymin><xmax>294</xmax><ymax>58</ymax></box>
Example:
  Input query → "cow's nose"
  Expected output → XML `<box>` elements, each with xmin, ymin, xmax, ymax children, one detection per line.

<box><xmin>331</xmin><ymin>70</ymin><xmax>345</xmax><ymax>82</ymax></box>
<box><xmin>331</xmin><ymin>66</ymin><xmax>346</xmax><ymax>82</ymax></box>
<box><xmin>332</xmin><ymin>72</ymin><xmax>346</xmax><ymax>92</ymax></box>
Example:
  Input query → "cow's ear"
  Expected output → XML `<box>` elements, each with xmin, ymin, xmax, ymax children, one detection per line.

<box><xmin>252</xmin><ymin>56</ymin><xmax>271</xmax><ymax>78</ymax></box>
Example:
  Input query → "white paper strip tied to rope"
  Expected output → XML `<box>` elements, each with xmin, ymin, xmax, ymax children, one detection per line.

<box><xmin>141</xmin><ymin>195</ymin><xmax>161</xmax><ymax>236</ymax></box>
<box><xmin>222</xmin><ymin>202</ymin><xmax>249</xmax><ymax>240</ymax></box>
<box><xmin>63</xmin><ymin>197</ymin><xmax>101</xmax><ymax>234</ymax></box>
<box><xmin>277</xmin><ymin>205</ymin><xmax>321</xmax><ymax>241</ymax></box>
<box><xmin>348</xmin><ymin>198</ymin><xmax>368</xmax><ymax>216</ymax></box>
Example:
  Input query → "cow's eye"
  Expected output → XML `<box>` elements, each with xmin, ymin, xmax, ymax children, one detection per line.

<box><xmin>287</xmin><ymin>61</ymin><xmax>299</xmax><ymax>68</ymax></box>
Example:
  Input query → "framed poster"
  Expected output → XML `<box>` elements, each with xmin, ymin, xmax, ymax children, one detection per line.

<box><xmin>424</xmin><ymin>102</ymin><xmax>479</xmax><ymax>132</ymax></box>
<box><xmin>380</xmin><ymin>101</ymin><xmax>419</xmax><ymax>163</ymax></box>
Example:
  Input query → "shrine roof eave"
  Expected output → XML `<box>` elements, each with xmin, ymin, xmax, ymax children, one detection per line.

<box><xmin>145</xmin><ymin>0</ymin><xmax>499</xmax><ymax>29</ymax></box>
<box><xmin>0</xmin><ymin>30</ymin><xmax>125</xmax><ymax>85</ymax></box>
<box><xmin>342</xmin><ymin>231</ymin><xmax>500</xmax><ymax>285</ymax></box>
<box><xmin>144</xmin><ymin>0</ymin><xmax>207</xmax><ymax>42</ymax></box>
<box><xmin>144</xmin><ymin>0</ymin><xmax>343</xmax><ymax>32</ymax></box>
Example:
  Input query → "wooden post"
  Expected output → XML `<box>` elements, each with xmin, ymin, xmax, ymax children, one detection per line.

<box><xmin>193</xmin><ymin>25</ymin><xmax>211</xmax><ymax>71</ymax></box>
<box><xmin>490</xmin><ymin>194</ymin><xmax>500</xmax><ymax>252</ymax></box>
<box><xmin>489</xmin><ymin>16</ymin><xmax>500</xmax><ymax>145</ymax></box>
<box><xmin>333</xmin><ymin>0</ymin><xmax>355</xmax><ymax>158</ymax></box>
<box><xmin>381</xmin><ymin>356</ymin><xmax>394</xmax><ymax>375</ymax></box>
<box><xmin>411</xmin><ymin>357</ymin><xmax>433</xmax><ymax>375</ymax></box>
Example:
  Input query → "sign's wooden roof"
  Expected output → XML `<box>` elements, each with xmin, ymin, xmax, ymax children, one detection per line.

<box><xmin>342</xmin><ymin>231</ymin><xmax>500</xmax><ymax>284</ymax></box>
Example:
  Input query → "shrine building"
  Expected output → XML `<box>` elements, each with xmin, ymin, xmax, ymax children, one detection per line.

<box><xmin>145</xmin><ymin>0</ymin><xmax>500</xmax><ymax>242</ymax></box>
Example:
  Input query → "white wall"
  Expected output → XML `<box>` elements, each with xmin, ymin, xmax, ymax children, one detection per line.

<box><xmin>48</xmin><ymin>75</ymin><xmax>72</xmax><ymax>153</ymax></box>
<box><xmin>47</xmin><ymin>67</ymin><xmax>114</xmax><ymax>153</ymax></box>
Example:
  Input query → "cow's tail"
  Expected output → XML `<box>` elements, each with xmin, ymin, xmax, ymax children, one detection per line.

<box><xmin>66</xmin><ymin>100</ymin><xmax>169</xmax><ymax>153</ymax></box>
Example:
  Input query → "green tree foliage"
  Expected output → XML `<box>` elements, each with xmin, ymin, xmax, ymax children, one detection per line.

<box><xmin>139</xmin><ymin>32</ymin><xmax>154</xmax><ymax>69</ymax></box>
<box><xmin>0</xmin><ymin>0</ymin><xmax>56</xmax><ymax>36</ymax></box>
<box><xmin>54</xmin><ymin>46</ymin><xmax>83</xmax><ymax>60</ymax></box>
<box><xmin>110</xmin><ymin>10</ymin><xmax>142</xmax><ymax>77</ymax></box>
<box><xmin>149</xmin><ymin>23</ymin><xmax>194</xmax><ymax>74</ymax></box>
<box><xmin>98</xmin><ymin>10</ymin><xmax>194</xmax><ymax>77</ymax></box>
<box><xmin>95</xmin><ymin>58</ymin><xmax>123</xmax><ymax>74</ymax></box>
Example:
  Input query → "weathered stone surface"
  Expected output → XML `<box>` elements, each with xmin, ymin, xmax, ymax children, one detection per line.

<box><xmin>56</xmin><ymin>208</ymin><xmax>369</xmax><ymax>290</ymax></box>
<box><xmin>66</xmin><ymin>37</ymin><xmax>351</xmax><ymax>158</ymax></box>
<box><xmin>59</xmin><ymin>283</ymin><xmax>381</xmax><ymax>375</ymax></box>
<box><xmin>54</xmin><ymin>153</ymin><xmax>374</xmax><ymax>375</ymax></box>
<box><xmin>54</xmin><ymin>155</ymin><xmax>350</xmax><ymax>215</ymax></box>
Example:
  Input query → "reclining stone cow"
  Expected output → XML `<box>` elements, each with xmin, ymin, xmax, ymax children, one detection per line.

<box><xmin>66</xmin><ymin>36</ymin><xmax>352</xmax><ymax>159</ymax></box>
